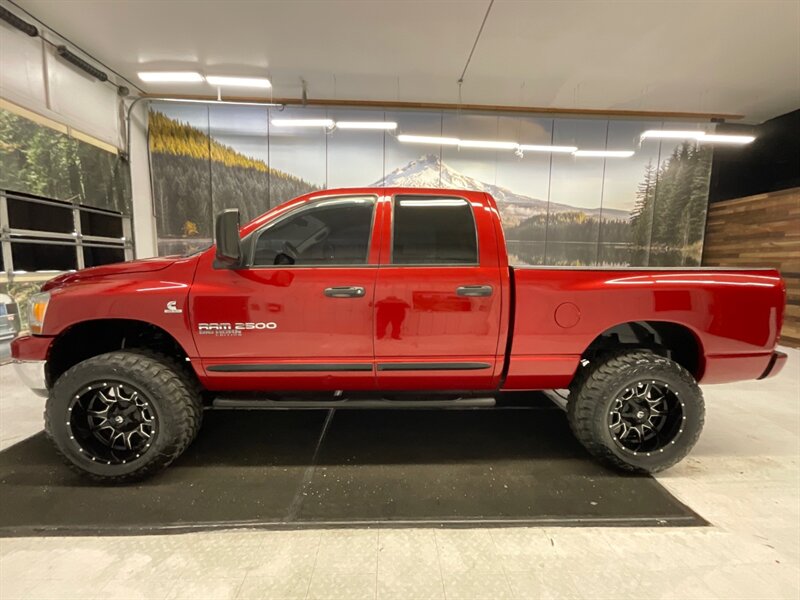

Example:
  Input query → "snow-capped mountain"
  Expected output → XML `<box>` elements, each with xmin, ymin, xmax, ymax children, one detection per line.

<box><xmin>371</xmin><ymin>154</ymin><xmax>630</xmax><ymax>227</ymax></box>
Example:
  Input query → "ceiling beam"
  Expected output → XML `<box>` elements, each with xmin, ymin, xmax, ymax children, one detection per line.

<box><xmin>141</xmin><ymin>94</ymin><xmax>743</xmax><ymax>121</ymax></box>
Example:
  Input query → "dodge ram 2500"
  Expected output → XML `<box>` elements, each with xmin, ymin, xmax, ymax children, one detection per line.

<box><xmin>12</xmin><ymin>188</ymin><xmax>787</xmax><ymax>482</ymax></box>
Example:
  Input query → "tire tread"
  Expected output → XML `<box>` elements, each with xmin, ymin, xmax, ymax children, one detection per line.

<box><xmin>567</xmin><ymin>349</ymin><xmax>704</xmax><ymax>473</ymax></box>
<box><xmin>45</xmin><ymin>351</ymin><xmax>203</xmax><ymax>484</ymax></box>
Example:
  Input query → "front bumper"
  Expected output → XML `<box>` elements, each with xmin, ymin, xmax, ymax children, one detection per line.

<box><xmin>10</xmin><ymin>335</ymin><xmax>53</xmax><ymax>397</ymax></box>
<box><xmin>13</xmin><ymin>360</ymin><xmax>48</xmax><ymax>397</ymax></box>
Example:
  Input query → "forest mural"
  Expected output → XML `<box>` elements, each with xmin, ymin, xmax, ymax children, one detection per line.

<box><xmin>149</xmin><ymin>110</ymin><xmax>317</xmax><ymax>255</ymax></box>
<box><xmin>629</xmin><ymin>144</ymin><xmax>711</xmax><ymax>265</ymax></box>
<box><xmin>148</xmin><ymin>102</ymin><xmax>712</xmax><ymax>265</ymax></box>
<box><xmin>0</xmin><ymin>108</ymin><xmax>131</xmax><ymax>215</ymax></box>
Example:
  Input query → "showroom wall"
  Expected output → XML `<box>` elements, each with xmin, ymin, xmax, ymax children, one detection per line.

<box><xmin>703</xmin><ymin>109</ymin><xmax>800</xmax><ymax>348</ymax></box>
<box><xmin>148</xmin><ymin>102</ymin><xmax>713</xmax><ymax>267</ymax></box>
<box><xmin>703</xmin><ymin>187</ymin><xmax>799</xmax><ymax>347</ymax></box>
<box><xmin>709</xmin><ymin>110</ymin><xmax>800</xmax><ymax>202</ymax></box>
<box><xmin>0</xmin><ymin>18</ymin><xmax>133</xmax><ymax>333</ymax></box>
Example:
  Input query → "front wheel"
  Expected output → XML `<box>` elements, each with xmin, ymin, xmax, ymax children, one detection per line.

<box><xmin>567</xmin><ymin>350</ymin><xmax>704</xmax><ymax>473</ymax></box>
<box><xmin>45</xmin><ymin>351</ymin><xmax>202</xmax><ymax>483</ymax></box>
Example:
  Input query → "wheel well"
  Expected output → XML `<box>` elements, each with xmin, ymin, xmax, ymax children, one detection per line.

<box><xmin>581</xmin><ymin>321</ymin><xmax>703</xmax><ymax>378</ymax></box>
<box><xmin>47</xmin><ymin>319</ymin><xmax>191</xmax><ymax>385</ymax></box>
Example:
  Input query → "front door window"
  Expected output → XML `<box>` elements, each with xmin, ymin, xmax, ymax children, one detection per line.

<box><xmin>253</xmin><ymin>197</ymin><xmax>375</xmax><ymax>266</ymax></box>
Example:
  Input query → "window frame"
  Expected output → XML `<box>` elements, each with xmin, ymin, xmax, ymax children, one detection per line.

<box><xmin>246</xmin><ymin>194</ymin><xmax>379</xmax><ymax>269</ymax></box>
<box><xmin>389</xmin><ymin>194</ymin><xmax>480</xmax><ymax>267</ymax></box>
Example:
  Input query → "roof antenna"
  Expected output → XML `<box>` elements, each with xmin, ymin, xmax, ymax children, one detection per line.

<box><xmin>301</xmin><ymin>78</ymin><xmax>308</xmax><ymax>106</ymax></box>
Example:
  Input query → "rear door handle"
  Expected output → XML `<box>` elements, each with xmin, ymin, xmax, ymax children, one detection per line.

<box><xmin>456</xmin><ymin>285</ymin><xmax>493</xmax><ymax>297</ymax></box>
<box><xmin>324</xmin><ymin>286</ymin><xmax>366</xmax><ymax>298</ymax></box>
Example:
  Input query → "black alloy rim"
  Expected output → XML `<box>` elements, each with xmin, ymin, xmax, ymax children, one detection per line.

<box><xmin>66</xmin><ymin>382</ymin><xmax>157</xmax><ymax>465</ymax></box>
<box><xmin>608</xmin><ymin>379</ymin><xmax>685</xmax><ymax>455</ymax></box>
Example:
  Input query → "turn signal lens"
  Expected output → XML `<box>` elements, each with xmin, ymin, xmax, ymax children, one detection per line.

<box><xmin>28</xmin><ymin>292</ymin><xmax>50</xmax><ymax>335</ymax></box>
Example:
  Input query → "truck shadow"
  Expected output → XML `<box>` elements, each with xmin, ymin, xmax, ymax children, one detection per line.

<box><xmin>191</xmin><ymin>403</ymin><xmax>586</xmax><ymax>467</ymax></box>
<box><xmin>0</xmin><ymin>398</ymin><xmax>587</xmax><ymax>476</ymax></box>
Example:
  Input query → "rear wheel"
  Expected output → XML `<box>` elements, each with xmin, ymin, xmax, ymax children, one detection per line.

<box><xmin>567</xmin><ymin>350</ymin><xmax>704</xmax><ymax>473</ymax></box>
<box><xmin>45</xmin><ymin>351</ymin><xmax>202</xmax><ymax>483</ymax></box>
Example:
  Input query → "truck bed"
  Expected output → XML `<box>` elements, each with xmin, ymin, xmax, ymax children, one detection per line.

<box><xmin>503</xmin><ymin>266</ymin><xmax>785</xmax><ymax>389</ymax></box>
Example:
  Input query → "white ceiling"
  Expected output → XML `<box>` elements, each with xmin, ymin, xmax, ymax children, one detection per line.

<box><xmin>10</xmin><ymin>0</ymin><xmax>800</xmax><ymax>123</ymax></box>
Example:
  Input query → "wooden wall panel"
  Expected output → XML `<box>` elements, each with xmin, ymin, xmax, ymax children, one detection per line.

<box><xmin>703</xmin><ymin>187</ymin><xmax>800</xmax><ymax>347</ymax></box>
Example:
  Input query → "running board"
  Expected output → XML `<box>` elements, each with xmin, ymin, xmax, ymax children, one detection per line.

<box><xmin>212</xmin><ymin>397</ymin><xmax>497</xmax><ymax>410</ymax></box>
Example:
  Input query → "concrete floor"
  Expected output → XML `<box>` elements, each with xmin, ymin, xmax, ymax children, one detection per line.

<box><xmin>0</xmin><ymin>348</ymin><xmax>798</xmax><ymax>599</ymax></box>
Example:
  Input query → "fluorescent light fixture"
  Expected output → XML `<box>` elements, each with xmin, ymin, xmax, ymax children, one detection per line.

<box><xmin>518</xmin><ymin>144</ymin><xmax>578</xmax><ymax>153</ymax></box>
<box><xmin>640</xmin><ymin>130</ymin><xmax>755</xmax><ymax>145</ymax></box>
<box><xmin>458</xmin><ymin>139</ymin><xmax>518</xmax><ymax>150</ymax></box>
<box><xmin>397</xmin><ymin>134</ymin><xmax>460</xmax><ymax>146</ymax></box>
<box><xmin>697</xmin><ymin>134</ymin><xmax>755</xmax><ymax>144</ymax></box>
<box><xmin>271</xmin><ymin>119</ymin><xmax>335</xmax><ymax>128</ymax></box>
<box><xmin>398</xmin><ymin>135</ymin><xmax>516</xmax><ymax>148</ymax></box>
<box><xmin>641</xmin><ymin>130</ymin><xmax>706</xmax><ymax>140</ymax></box>
<box><xmin>336</xmin><ymin>121</ymin><xmax>397</xmax><ymax>130</ymax></box>
<box><xmin>138</xmin><ymin>71</ymin><xmax>204</xmax><ymax>83</ymax></box>
<box><xmin>206</xmin><ymin>75</ymin><xmax>271</xmax><ymax>88</ymax></box>
<box><xmin>573</xmin><ymin>150</ymin><xmax>635</xmax><ymax>158</ymax></box>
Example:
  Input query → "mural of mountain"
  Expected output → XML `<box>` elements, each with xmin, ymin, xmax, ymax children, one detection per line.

<box><xmin>372</xmin><ymin>154</ymin><xmax>630</xmax><ymax>227</ymax></box>
<box><xmin>147</xmin><ymin>107</ymin><xmax>711</xmax><ymax>267</ymax></box>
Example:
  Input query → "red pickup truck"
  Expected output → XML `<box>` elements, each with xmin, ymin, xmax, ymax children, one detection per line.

<box><xmin>12</xmin><ymin>188</ymin><xmax>787</xmax><ymax>482</ymax></box>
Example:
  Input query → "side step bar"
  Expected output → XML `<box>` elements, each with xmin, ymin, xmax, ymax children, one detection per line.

<box><xmin>212</xmin><ymin>397</ymin><xmax>497</xmax><ymax>410</ymax></box>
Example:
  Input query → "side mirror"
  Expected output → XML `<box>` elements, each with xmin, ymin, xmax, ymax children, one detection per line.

<box><xmin>214</xmin><ymin>209</ymin><xmax>242</xmax><ymax>268</ymax></box>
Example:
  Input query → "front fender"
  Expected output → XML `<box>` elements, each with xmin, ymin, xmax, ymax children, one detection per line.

<box><xmin>40</xmin><ymin>255</ymin><xmax>201</xmax><ymax>358</ymax></box>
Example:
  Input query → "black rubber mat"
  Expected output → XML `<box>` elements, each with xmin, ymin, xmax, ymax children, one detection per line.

<box><xmin>0</xmin><ymin>396</ymin><xmax>705</xmax><ymax>536</ymax></box>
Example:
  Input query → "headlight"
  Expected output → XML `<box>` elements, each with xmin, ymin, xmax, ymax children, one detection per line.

<box><xmin>28</xmin><ymin>292</ymin><xmax>50</xmax><ymax>335</ymax></box>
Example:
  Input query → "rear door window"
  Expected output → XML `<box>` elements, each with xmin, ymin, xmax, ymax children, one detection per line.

<box><xmin>392</xmin><ymin>196</ymin><xmax>478</xmax><ymax>265</ymax></box>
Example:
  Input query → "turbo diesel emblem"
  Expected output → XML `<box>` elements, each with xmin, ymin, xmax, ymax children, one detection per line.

<box><xmin>198</xmin><ymin>322</ymin><xmax>277</xmax><ymax>336</ymax></box>
<box><xmin>164</xmin><ymin>301</ymin><xmax>182</xmax><ymax>314</ymax></box>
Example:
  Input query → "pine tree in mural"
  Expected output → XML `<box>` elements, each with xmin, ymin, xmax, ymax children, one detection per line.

<box><xmin>630</xmin><ymin>160</ymin><xmax>658</xmax><ymax>265</ymax></box>
<box><xmin>629</xmin><ymin>142</ymin><xmax>711</xmax><ymax>266</ymax></box>
<box><xmin>686</xmin><ymin>149</ymin><xmax>712</xmax><ymax>247</ymax></box>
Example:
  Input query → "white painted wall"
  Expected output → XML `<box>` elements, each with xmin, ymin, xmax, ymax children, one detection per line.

<box><xmin>128</xmin><ymin>101</ymin><xmax>157</xmax><ymax>258</ymax></box>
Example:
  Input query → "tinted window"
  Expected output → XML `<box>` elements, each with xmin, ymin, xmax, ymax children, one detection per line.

<box><xmin>253</xmin><ymin>197</ymin><xmax>375</xmax><ymax>266</ymax></box>
<box><xmin>81</xmin><ymin>211</ymin><xmax>124</xmax><ymax>238</ymax></box>
<box><xmin>392</xmin><ymin>197</ymin><xmax>478</xmax><ymax>264</ymax></box>
<box><xmin>83</xmin><ymin>246</ymin><xmax>126</xmax><ymax>268</ymax></box>
<box><xmin>8</xmin><ymin>197</ymin><xmax>74</xmax><ymax>234</ymax></box>
<box><xmin>11</xmin><ymin>241</ymin><xmax>78</xmax><ymax>271</ymax></box>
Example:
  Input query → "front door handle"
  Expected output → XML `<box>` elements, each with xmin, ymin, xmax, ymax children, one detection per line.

<box><xmin>324</xmin><ymin>286</ymin><xmax>366</xmax><ymax>298</ymax></box>
<box><xmin>456</xmin><ymin>285</ymin><xmax>493</xmax><ymax>297</ymax></box>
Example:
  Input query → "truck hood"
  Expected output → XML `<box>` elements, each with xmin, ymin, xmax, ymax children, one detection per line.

<box><xmin>42</xmin><ymin>256</ymin><xmax>180</xmax><ymax>291</ymax></box>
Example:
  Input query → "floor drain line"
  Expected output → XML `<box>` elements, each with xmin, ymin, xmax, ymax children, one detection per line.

<box><xmin>284</xmin><ymin>408</ymin><xmax>335</xmax><ymax>522</ymax></box>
